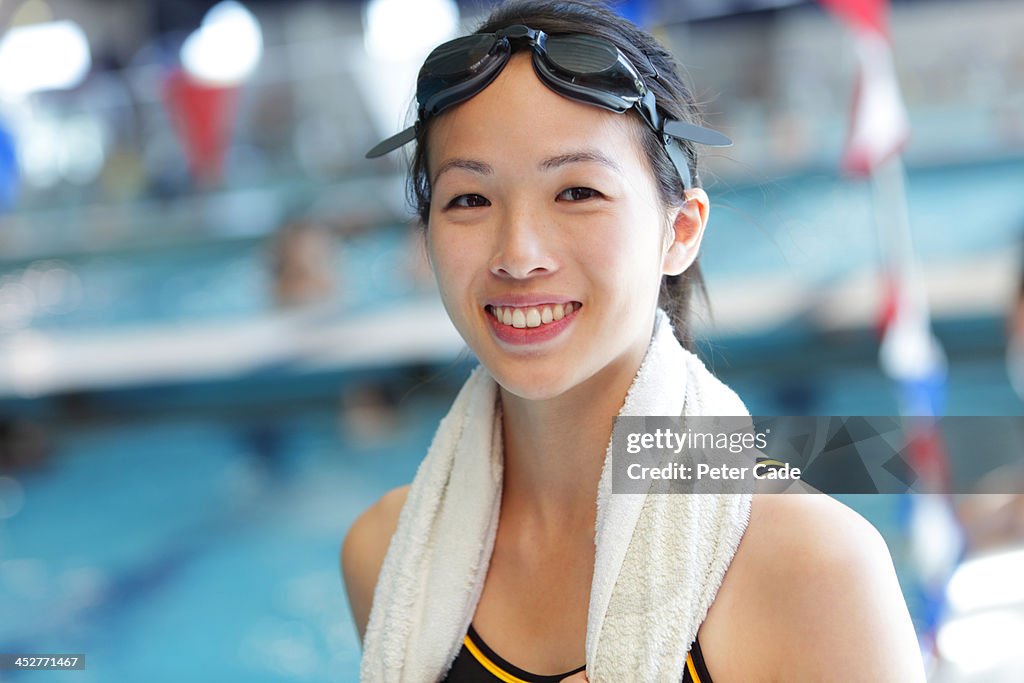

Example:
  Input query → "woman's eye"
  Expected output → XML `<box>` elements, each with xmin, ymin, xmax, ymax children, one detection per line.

<box><xmin>557</xmin><ymin>187</ymin><xmax>601</xmax><ymax>202</ymax></box>
<box><xmin>447</xmin><ymin>194</ymin><xmax>490</xmax><ymax>209</ymax></box>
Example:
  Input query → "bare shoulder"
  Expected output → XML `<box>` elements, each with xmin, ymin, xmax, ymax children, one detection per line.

<box><xmin>703</xmin><ymin>494</ymin><xmax>925</xmax><ymax>683</ymax></box>
<box><xmin>743</xmin><ymin>492</ymin><xmax>886</xmax><ymax>563</ymax></box>
<box><xmin>340</xmin><ymin>484</ymin><xmax>411</xmax><ymax>644</ymax></box>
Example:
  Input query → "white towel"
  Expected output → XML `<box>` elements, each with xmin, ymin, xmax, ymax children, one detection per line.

<box><xmin>360</xmin><ymin>309</ymin><xmax>752</xmax><ymax>682</ymax></box>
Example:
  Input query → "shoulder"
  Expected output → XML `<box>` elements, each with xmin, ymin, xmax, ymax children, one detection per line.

<box><xmin>703</xmin><ymin>494</ymin><xmax>925</xmax><ymax>682</ymax></box>
<box><xmin>340</xmin><ymin>484</ymin><xmax>411</xmax><ymax>644</ymax></box>
<box><xmin>743</xmin><ymin>491</ymin><xmax>884</xmax><ymax>559</ymax></box>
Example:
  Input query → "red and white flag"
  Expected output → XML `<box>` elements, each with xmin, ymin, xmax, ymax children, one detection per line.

<box><xmin>163</xmin><ymin>67</ymin><xmax>239</xmax><ymax>188</ymax></box>
<box><xmin>818</xmin><ymin>0</ymin><xmax>910</xmax><ymax>176</ymax></box>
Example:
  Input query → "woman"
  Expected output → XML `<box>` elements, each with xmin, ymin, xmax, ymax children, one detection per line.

<box><xmin>342</xmin><ymin>2</ymin><xmax>925</xmax><ymax>681</ymax></box>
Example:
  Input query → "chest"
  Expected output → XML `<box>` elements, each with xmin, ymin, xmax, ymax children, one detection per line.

<box><xmin>470</xmin><ymin>532</ymin><xmax>595</xmax><ymax>675</ymax></box>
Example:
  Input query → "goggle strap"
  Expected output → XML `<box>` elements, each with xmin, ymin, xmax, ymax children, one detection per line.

<box><xmin>663</xmin><ymin>118</ymin><xmax>732</xmax><ymax>147</ymax></box>
<box><xmin>663</xmin><ymin>135</ymin><xmax>694</xmax><ymax>190</ymax></box>
<box><xmin>366</xmin><ymin>124</ymin><xmax>418</xmax><ymax>159</ymax></box>
<box><xmin>638</xmin><ymin>48</ymin><xmax>661</xmax><ymax>81</ymax></box>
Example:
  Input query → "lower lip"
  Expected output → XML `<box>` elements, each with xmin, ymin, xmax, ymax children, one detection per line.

<box><xmin>485</xmin><ymin>305</ymin><xmax>580</xmax><ymax>346</ymax></box>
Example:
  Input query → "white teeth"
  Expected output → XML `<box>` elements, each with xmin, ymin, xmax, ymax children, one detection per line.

<box><xmin>491</xmin><ymin>303</ymin><xmax>579</xmax><ymax>328</ymax></box>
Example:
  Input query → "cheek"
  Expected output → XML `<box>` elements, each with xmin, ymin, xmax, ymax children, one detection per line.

<box><xmin>582</xmin><ymin>211</ymin><xmax>666</xmax><ymax>288</ymax></box>
<box><xmin>426</xmin><ymin>228</ymin><xmax>475</xmax><ymax>294</ymax></box>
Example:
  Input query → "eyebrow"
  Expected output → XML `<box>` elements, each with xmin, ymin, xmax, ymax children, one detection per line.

<box><xmin>432</xmin><ymin>158</ymin><xmax>493</xmax><ymax>186</ymax></box>
<box><xmin>539</xmin><ymin>150</ymin><xmax>622</xmax><ymax>174</ymax></box>
<box><xmin>432</xmin><ymin>149</ymin><xmax>622</xmax><ymax>186</ymax></box>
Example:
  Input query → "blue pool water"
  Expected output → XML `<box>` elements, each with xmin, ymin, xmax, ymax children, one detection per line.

<box><xmin>2</xmin><ymin>158</ymin><xmax>1022</xmax><ymax>332</ymax></box>
<box><xmin>1</xmin><ymin>157</ymin><xmax>1023</xmax><ymax>680</ymax></box>
<box><xmin>0</xmin><ymin>398</ymin><xmax>446</xmax><ymax>682</ymax></box>
<box><xmin>1</xmin><ymin>320</ymin><xmax>1020</xmax><ymax>681</ymax></box>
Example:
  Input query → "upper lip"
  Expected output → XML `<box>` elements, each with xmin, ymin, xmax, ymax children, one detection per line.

<box><xmin>484</xmin><ymin>294</ymin><xmax>581</xmax><ymax>307</ymax></box>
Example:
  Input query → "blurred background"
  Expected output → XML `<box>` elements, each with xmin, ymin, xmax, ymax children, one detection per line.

<box><xmin>0</xmin><ymin>0</ymin><xmax>1022</xmax><ymax>680</ymax></box>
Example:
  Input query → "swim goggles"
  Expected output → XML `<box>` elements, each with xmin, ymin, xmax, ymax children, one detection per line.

<box><xmin>365</xmin><ymin>24</ymin><xmax>732</xmax><ymax>190</ymax></box>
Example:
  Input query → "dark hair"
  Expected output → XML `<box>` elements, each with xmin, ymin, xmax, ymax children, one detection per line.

<box><xmin>408</xmin><ymin>0</ymin><xmax>710</xmax><ymax>350</ymax></box>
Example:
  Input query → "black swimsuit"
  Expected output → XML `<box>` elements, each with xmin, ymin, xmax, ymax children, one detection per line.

<box><xmin>442</xmin><ymin>623</ymin><xmax>715</xmax><ymax>682</ymax></box>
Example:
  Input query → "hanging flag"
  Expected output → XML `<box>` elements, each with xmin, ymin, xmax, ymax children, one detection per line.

<box><xmin>818</xmin><ymin>0</ymin><xmax>910</xmax><ymax>176</ymax></box>
<box><xmin>0</xmin><ymin>119</ymin><xmax>17</xmax><ymax>211</ymax></box>
<box><xmin>163</xmin><ymin>67</ymin><xmax>239</xmax><ymax>188</ymax></box>
<box><xmin>818</xmin><ymin>2</ymin><xmax>961</xmax><ymax>666</ymax></box>
<box><xmin>819</xmin><ymin>0</ymin><xmax>888</xmax><ymax>33</ymax></box>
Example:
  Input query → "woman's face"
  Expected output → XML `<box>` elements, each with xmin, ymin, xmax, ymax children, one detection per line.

<box><xmin>425</xmin><ymin>53</ymin><xmax>703</xmax><ymax>402</ymax></box>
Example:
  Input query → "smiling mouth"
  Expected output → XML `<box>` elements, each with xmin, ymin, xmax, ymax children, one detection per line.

<box><xmin>485</xmin><ymin>302</ymin><xmax>581</xmax><ymax>329</ymax></box>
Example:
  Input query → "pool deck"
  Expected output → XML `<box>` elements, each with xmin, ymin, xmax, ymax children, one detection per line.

<box><xmin>0</xmin><ymin>249</ymin><xmax>1016</xmax><ymax>400</ymax></box>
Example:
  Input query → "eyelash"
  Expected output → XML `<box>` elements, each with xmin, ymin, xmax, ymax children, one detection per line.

<box><xmin>444</xmin><ymin>187</ymin><xmax>602</xmax><ymax>210</ymax></box>
<box><xmin>446</xmin><ymin>194</ymin><xmax>490</xmax><ymax>209</ymax></box>
<box><xmin>557</xmin><ymin>187</ymin><xmax>602</xmax><ymax>202</ymax></box>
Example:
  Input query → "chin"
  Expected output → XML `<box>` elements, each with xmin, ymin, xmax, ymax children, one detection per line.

<box><xmin>487</xmin><ymin>362</ymin><xmax>581</xmax><ymax>403</ymax></box>
<box><xmin>498</xmin><ymin>382</ymin><xmax>565</xmax><ymax>403</ymax></box>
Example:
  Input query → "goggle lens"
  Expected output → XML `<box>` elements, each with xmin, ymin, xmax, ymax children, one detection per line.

<box><xmin>424</xmin><ymin>34</ymin><xmax>498</xmax><ymax>77</ymax></box>
<box><xmin>545</xmin><ymin>34</ymin><xmax>619</xmax><ymax>74</ymax></box>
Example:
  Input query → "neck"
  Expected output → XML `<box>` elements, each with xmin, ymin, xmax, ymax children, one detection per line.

<box><xmin>497</xmin><ymin>333</ymin><xmax>652</xmax><ymax>543</ymax></box>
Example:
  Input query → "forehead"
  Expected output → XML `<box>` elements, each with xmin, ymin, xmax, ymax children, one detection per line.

<box><xmin>425</xmin><ymin>53</ymin><xmax>647</xmax><ymax>174</ymax></box>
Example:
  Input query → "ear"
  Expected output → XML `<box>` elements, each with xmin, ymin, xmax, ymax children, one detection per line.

<box><xmin>662</xmin><ymin>188</ymin><xmax>709</xmax><ymax>276</ymax></box>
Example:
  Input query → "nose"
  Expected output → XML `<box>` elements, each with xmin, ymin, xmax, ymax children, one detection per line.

<box><xmin>489</xmin><ymin>205</ymin><xmax>558</xmax><ymax>280</ymax></box>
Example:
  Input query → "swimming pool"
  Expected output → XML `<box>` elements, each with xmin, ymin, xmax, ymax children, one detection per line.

<box><xmin>1</xmin><ymin>313</ymin><xmax>1019</xmax><ymax>680</ymax></box>
<box><xmin>3</xmin><ymin>158</ymin><xmax>1022</xmax><ymax>333</ymax></box>
<box><xmin>0</xmin><ymin>391</ymin><xmax>449</xmax><ymax>682</ymax></box>
<box><xmin>2</xmin><ymin>157</ymin><xmax>1023</xmax><ymax>680</ymax></box>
